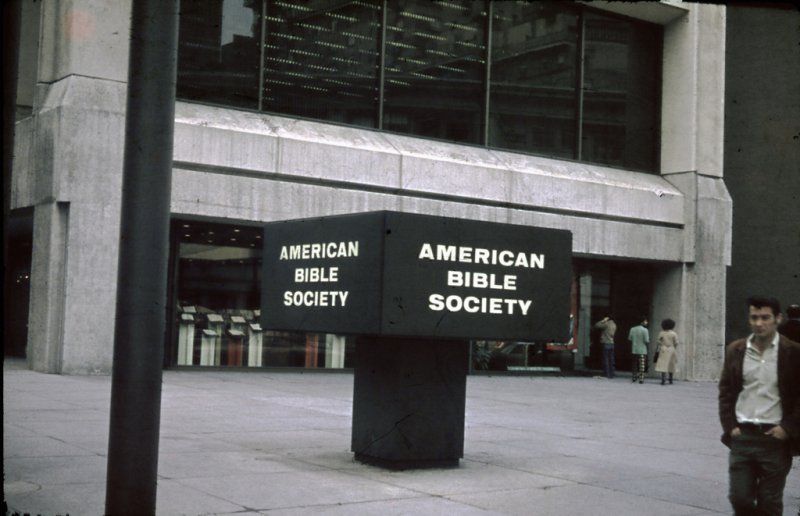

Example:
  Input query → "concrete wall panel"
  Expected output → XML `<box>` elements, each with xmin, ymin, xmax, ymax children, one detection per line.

<box><xmin>58</xmin><ymin>201</ymin><xmax>120</xmax><ymax>374</ymax></box>
<box><xmin>38</xmin><ymin>0</ymin><xmax>131</xmax><ymax>85</ymax></box>
<box><xmin>27</xmin><ymin>202</ymin><xmax>69</xmax><ymax>373</ymax></box>
<box><xmin>11</xmin><ymin>117</ymin><xmax>36</xmax><ymax>208</ymax></box>
<box><xmin>174</xmin><ymin>124</ymin><xmax>278</xmax><ymax>174</ymax></box>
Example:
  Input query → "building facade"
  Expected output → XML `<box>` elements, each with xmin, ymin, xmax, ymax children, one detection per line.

<box><xmin>723</xmin><ymin>4</ymin><xmax>800</xmax><ymax>342</ymax></box>
<box><xmin>9</xmin><ymin>1</ymin><xmax>732</xmax><ymax>379</ymax></box>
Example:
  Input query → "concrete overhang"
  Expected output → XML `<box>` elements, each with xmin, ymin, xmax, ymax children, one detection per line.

<box><xmin>174</xmin><ymin>102</ymin><xmax>685</xmax><ymax>230</ymax></box>
<box><xmin>577</xmin><ymin>1</ymin><xmax>689</xmax><ymax>25</ymax></box>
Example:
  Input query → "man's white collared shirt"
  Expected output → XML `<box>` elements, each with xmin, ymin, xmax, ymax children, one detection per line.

<box><xmin>735</xmin><ymin>332</ymin><xmax>782</xmax><ymax>425</ymax></box>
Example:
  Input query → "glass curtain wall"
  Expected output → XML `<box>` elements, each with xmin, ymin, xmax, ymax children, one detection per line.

<box><xmin>177</xmin><ymin>0</ymin><xmax>662</xmax><ymax>172</ymax></box>
<box><xmin>168</xmin><ymin>220</ymin><xmax>355</xmax><ymax>369</ymax></box>
<box><xmin>178</xmin><ymin>0</ymin><xmax>262</xmax><ymax>109</ymax></box>
<box><xmin>581</xmin><ymin>12</ymin><xmax>661</xmax><ymax>170</ymax></box>
<box><xmin>382</xmin><ymin>0</ymin><xmax>486</xmax><ymax>144</ymax></box>
<box><xmin>488</xmin><ymin>1</ymin><xmax>578</xmax><ymax>159</ymax></box>
<box><xmin>262</xmin><ymin>0</ymin><xmax>382</xmax><ymax>125</ymax></box>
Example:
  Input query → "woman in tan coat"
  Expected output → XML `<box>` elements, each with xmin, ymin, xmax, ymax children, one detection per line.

<box><xmin>655</xmin><ymin>319</ymin><xmax>678</xmax><ymax>385</ymax></box>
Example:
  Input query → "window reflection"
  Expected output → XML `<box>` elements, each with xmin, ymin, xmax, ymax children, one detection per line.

<box><xmin>262</xmin><ymin>0</ymin><xmax>381</xmax><ymax>127</ymax></box>
<box><xmin>489</xmin><ymin>1</ymin><xmax>578</xmax><ymax>159</ymax></box>
<box><xmin>178</xmin><ymin>0</ymin><xmax>261</xmax><ymax>109</ymax></box>
<box><xmin>177</xmin><ymin>1</ymin><xmax>662</xmax><ymax>172</ymax></box>
<box><xmin>383</xmin><ymin>0</ymin><xmax>486</xmax><ymax>144</ymax></box>
<box><xmin>582</xmin><ymin>13</ymin><xmax>660</xmax><ymax>170</ymax></box>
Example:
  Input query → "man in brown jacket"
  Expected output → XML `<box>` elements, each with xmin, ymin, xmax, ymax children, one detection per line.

<box><xmin>718</xmin><ymin>296</ymin><xmax>800</xmax><ymax>515</ymax></box>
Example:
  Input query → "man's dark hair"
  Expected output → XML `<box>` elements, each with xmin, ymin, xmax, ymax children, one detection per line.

<box><xmin>787</xmin><ymin>304</ymin><xmax>800</xmax><ymax>319</ymax></box>
<box><xmin>746</xmin><ymin>296</ymin><xmax>781</xmax><ymax>316</ymax></box>
<box><xmin>661</xmin><ymin>318</ymin><xmax>675</xmax><ymax>330</ymax></box>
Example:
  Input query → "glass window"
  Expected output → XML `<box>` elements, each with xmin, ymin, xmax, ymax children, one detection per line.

<box><xmin>383</xmin><ymin>0</ymin><xmax>486</xmax><ymax>144</ymax></box>
<box><xmin>178</xmin><ymin>0</ymin><xmax>261</xmax><ymax>109</ymax></box>
<box><xmin>170</xmin><ymin>220</ymin><xmax>354</xmax><ymax>369</ymax></box>
<box><xmin>488</xmin><ymin>1</ymin><xmax>579</xmax><ymax>159</ymax></box>
<box><xmin>262</xmin><ymin>0</ymin><xmax>382</xmax><ymax>127</ymax></box>
<box><xmin>176</xmin><ymin>1</ymin><xmax>662</xmax><ymax>172</ymax></box>
<box><xmin>581</xmin><ymin>12</ymin><xmax>660</xmax><ymax>171</ymax></box>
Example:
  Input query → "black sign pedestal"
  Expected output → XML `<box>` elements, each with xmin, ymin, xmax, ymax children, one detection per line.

<box><xmin>351</xmin><ymin>336</ymin><xmax>468</xmax><ymax>470</ymax></box>
<box><xmin>262</xmin><ymin>211</ymin><xmax>573</xmax><ymax>471</ymax></box>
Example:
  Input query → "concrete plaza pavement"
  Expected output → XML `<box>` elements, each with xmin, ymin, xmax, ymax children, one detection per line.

<box><xmin>4</xmin><ymin>359</ymin><xmax>799</xmax><ymax>515</ymax></box>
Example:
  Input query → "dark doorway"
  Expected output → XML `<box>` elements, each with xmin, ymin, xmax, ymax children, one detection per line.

<box><xmin>5</xmin><ymin>208</ymin><xmax>33</xmax><ymax>358</ymax></box>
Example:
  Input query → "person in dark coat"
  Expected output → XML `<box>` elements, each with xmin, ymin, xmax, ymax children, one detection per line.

<box><xmin>778</xmin><ymin>303</ymin><xmax>800</xmax><ymax>343</ymax></box>
<box><xmin>718</xmin><ymin>296</ymin><xmax>800</xmax><ymax>515</ymax></box>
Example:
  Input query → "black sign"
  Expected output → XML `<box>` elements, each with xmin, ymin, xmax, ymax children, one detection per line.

<box><xmin>262</xmin><ymin>211</ymin><xmax>572</xmax><ymax>341</ymax></box>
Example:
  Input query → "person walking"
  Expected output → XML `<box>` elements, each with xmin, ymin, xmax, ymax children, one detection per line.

<box><xmin>655</xmin><ymin>318</ymin><xmax>679</xmax><ymax>385</ymax></box>
<box><xmin>718</xmin><ymin>296</ymin><xmax>800</xmax><ymax>515</ymax></box>
<box><xmin>779</xmin><ymin>303</ymin><xmax>800</xmax><ymax>343</ymax></box>
<box><xmin>595</xmin><ymin>315</ymin><xmax>617</xmax><ymax>379</ymax></box>
<box><xmin>628</xmin><ymin>316</ymin><xmax>650</xmax><ymax>384</ymax></box>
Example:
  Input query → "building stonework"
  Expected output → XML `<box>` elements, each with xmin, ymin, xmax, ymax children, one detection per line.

<box><xmin>11</xmin><ymin>1</ymin><xmax>735</xmax><ymax>380</ymax></box>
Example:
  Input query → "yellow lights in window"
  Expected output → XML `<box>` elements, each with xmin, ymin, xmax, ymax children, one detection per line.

<box><xmin>399</xmin><ymin>56</ymin><xmax>427</xmax><ymax>66</ymax></box>
<box><xmin>426</xmin><ymin>49</ymin><xmax>453</xmax><ymax>58</ymax></box>
<box><xmin>274</xmin><ymin>1</ymin><xmax>311</xmax><ymax>11</ymax></box>
<box><xmin>331</xmin><ymin>56</ymin><xmax>361</xmax><ymax>66</ymax></box>
<box><xmin>282</xmin><ymin>70</ymin><xmax>312</xmax><ymax>79</ymax></box>
<box><xmin>265</xmin><ymin>16</ymin><xmax>285</xmax><ymax>23</ymax></box>
<box><xmin>446</xmin><ymin>22</ymin><xmax>478</xmax><ymax>32</ymax></box>
<box><xmin>265</xmin><ymin>68</ymin><xmax>311</xmax><ymax>79</ymax></box>
<box><xmin>315</xmin><ymin>40</ymin><xmax>347</xmax><ymax>50</ymax></box>
<box><xmin>386</xmin><ymin>40</ymin><xmax>415</xmax><ymax>50</ymax></box>
<box><xmin>265</xmin><ymin>56</ymin><xmax>299</xmax><ymax>66</ymax></box>
<box><xmin>269</xmin><ymin>32</ymin><xmax>302</xmax><ymax>41</ymax></box>
<box><xmin>342</xmin><ymin>31</ymin><xmax>372</xmax><ymax>41</ymax></box>
<box><xmin>298</xmin><ymin>22</ymin><xmax>331</xmax><ymax>32</ymax></box>
<box><xmin>289</xmin><ymin>49</ymin><xmax>322</xmax><ymax>58</ymax></box>
<box><xmin>433</xmin><ymin>0</ymin><xmax>471</xmax><ymax>12</ymax></box>
<box><xmin>326</xmin><ymin>12</ymin><xmax>358</xmax><ymax>23</ymax></box>
<box><xmin>387</xmin><ymin>78</ymin><xmax>411</xmax><ymax>86</ymax></box>
<box><xmin>400</xmin><ymin>11</ymin><xmax>436</xmax><ymax>23</ymax></box>
<box><xmin>346</xmin><ymin>71</ymin><xmax>374</xmax><ymax>79</ymax></box>
<box><xmin>264</xmin><ymin>78</ymin><xmax>293</xmax><ymax>86</ymax></box>
<box><xmin>438</xmin><ymin>65</ymin><xmax>465</xmax><ymax>73</ymax></box>
<box><xmin>410</xmin><ymin>71</ymin><xmax>435</xmax><ymax>80</ymax></box>
<box><xmin>323</xmin><ymin>78</ymin><xmax>349</xmax><ymax>86</ymax></box>
<box><xmin>354</xmin><ymin>1</ymin><xmax>380</xmax><ymax>10</ymax></box>
<box><xmin>301</xmin><ymin>84</ymin><xmax>328</xmax><ymax>93</ymax></box>
<box><xmin>456</xmin><ymin>40</ymin><xmax>484</xmax><ymax>50</ymax></box>
<box><xmin>307</xmin><ymin>63</ymin><xmax>337</xmax><ymax>72</ymax></box>
<box><xmin>413</xmin><ymin>31</ymin><xmax>447</xmax><ymax>42</ymax></box>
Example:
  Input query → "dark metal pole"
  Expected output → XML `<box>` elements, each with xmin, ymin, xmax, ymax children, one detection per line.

<box><xmin>3</xmin><ymin>1</ymin><xmax>21</xmax><ymax>358</ymax></box>
<box><xmin>105</xmin><ymin>0</ymin><xmax>178</xmax><ymax>514</ymax></box>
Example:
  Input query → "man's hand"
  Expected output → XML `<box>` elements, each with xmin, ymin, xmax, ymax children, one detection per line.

<box><xmin>765</xmin><ymin>425</ymin><xmax>788</xmax><ymax>440</ymax></box>
<box><xmin>731</xmin><ymin>427</ymin><xmax>742</xmax><ymax>437</ymax></box>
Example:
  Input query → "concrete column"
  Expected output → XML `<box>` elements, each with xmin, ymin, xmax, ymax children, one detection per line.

<box><xmin>657</xmin><ymin>4</ymin><xmax>730</xmax><ymax>381</ymax></box>
<box><xmin>27</xmin><ymin>201</ymin><xmax>69</xmax><ymax>373</ymax></box>
<box><xmin>23</xmin><ymin>0</ymin><xmax>131</xmax><ymax>374</ymax></box>
<box><xmin>575</xmin><ymin>273</ymin><xmax>592</xmax><ymax>368</ymax></box>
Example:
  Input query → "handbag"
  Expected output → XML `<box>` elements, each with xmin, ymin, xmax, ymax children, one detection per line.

<box><xmin>653</xmin><ymin>350</ymin><xmax>660</xmax><ymax>363</ymax></box>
